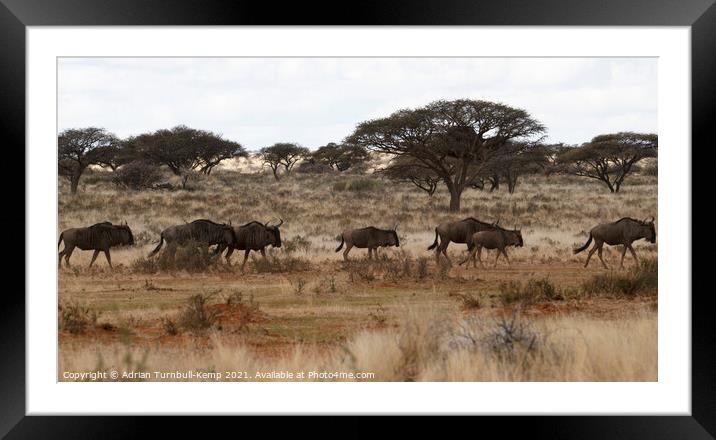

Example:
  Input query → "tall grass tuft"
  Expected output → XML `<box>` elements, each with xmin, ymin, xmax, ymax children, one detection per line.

<box><xmin>582</xmin><ymin>258</ymin><xmax>657</xmax><ymax>297</ymax></box>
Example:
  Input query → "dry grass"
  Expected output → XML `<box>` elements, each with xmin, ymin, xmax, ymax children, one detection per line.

<box><xmin>59</xmin><ymin>306</ymin><xmax>656</xmax><ymax>381</ymax></box>
<box><xmin>58</xmin><ymin>167</ymin><xmax>657</xmax><ymax>381</ymax></box>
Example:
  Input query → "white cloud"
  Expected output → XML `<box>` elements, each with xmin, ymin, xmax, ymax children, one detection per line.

<box><xmin>58</xmin><ymin>57</ymin><xmax>657</xmax><ymax>150</ymax></box>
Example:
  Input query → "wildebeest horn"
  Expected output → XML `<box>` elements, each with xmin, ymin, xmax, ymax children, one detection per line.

<box><xmin>394</xmin><ymin>223</ymin><xmax>399</xmax><ymax>231</ymax></box>
<box><xmin>494</xmin><ymin>218</ymin><xmax>500</xmax><ymax>226</ymax></box>
<box><xmin>277</xmin><ymin>218</ymin><xmax>284</xmax><ymax>227</ymax></box>
<box><xmin>264</xmin><ymin>219</ymin><xmax>271</xmax><ymax>227</ymax></box>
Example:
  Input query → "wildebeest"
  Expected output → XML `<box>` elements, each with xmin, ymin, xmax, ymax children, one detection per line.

<box><xmin>427</xmin><ymin>217</ymin><xmax>498</xmax><ymax>265</ymax></box>
<box><xmin>148</xmin><ymin>219</ymin><xmax>236</xmax><ymax>257</ymax></box>
<box><xmin>58</xmin><ymin>221</ymin><xmax>134</xmax><ymax>268</ymax></box>
<box><xmin>214</xmin><ymin>219</ymin><xmax>284</xmax><ymax>271</ymax></box>
<box><xmin>335</xmin><ymin>226</ymin><xmax>399</xmax><ymax>260</ymax></box>
<box><xmin>574</xmin><ymin>217</ymin><xmax>656</xmax><ymax>269</ymax></box>
<box><xmin>460</xmin><ymin>226</ymin><xmax>524</xmax><ymax>268</ymax></box>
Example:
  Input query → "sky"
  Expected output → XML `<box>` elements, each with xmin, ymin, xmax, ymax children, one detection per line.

<box><xmin>58</xmin><ymin>57</ymin><xmax>657</xmax><ymax>151</ymax></box>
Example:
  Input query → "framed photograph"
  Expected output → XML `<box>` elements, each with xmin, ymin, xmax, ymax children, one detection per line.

<box><xmin>6</xmin><ymin>0</ymin><xmax>709</xmax><ymax>436</ymax></box>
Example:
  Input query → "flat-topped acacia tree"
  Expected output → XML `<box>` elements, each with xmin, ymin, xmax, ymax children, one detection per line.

<box><xmin>259</xmin><ymin>143</ymin><xmax>310</xmax><ymax>180</ymax></box>
<box><xmin>125</xmin><ymin>125</ymin><xmax>246</xmax><ymax>176</ymax></box>
<box><xmin>557</xmin><ymin>132</ymin><xmax>658</xmax><ymax>193</ymax></box>
<box><xmin>58</xmin><ymin>127</ymin><xmax>119</xmax><ymax>194</ymax></box>
<box><xmin>347</xmin><ymin>99</ymin><xmax>546</xmax><ymax>211</ymax></box>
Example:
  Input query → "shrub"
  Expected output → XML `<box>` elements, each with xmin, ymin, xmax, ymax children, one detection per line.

<box><xmin>498</xmin><ymin>277</ymin><xmax>561</xmax><ymax>305</ymax></box>
<box><xmin>282</xmin><ymin>235</ymin><xmax>312</xmax><ymax>254</ymax></box>
<box><xmin>581</xmin><ymin>258</ymin><xmax>657</xmax><ymax>297</ymax></box>
<box><xmin>449</xmin><ymin>292</ymin><xmax>482</xmax><ymax>310</ymax></box>
<box><xmin>112</xmin><ymin>161</ymin><xmax>163</xmax><ymax>190</ymax></box>
<box><xmin>482</xmin><ymin>314</ymin><xmax>541</xmax><ymax>362</ymax></box>
<box><xmin>345</xmin><ymin>260</ymin><xmax>377</xmax><ymax>283</ymax></box>
<box><xmin>250</xmin><ymin>254</ymin><xmax>311</xmax><ymax>273</ymax></box>
<box><xmin>59</xmin><ymin>302</ymin><xmax>99</xmax><ymax>334</ymax></box>
<box><xmin>178</xmin><ymin>292</ymin><xmax>221</xmax><ymax>331</ymax></box>
<box><xmin>332</xmin><ymin>178</ymin><xmax>381</xmax><ymax>192</ymax></box>
<box><xmin>162</xmin><ymin>317</ymin><xmax>179</xmax><ymax>336</ymax></box>
<box><xmin>291</xmin><ymin>278</ymin><xmax>307</xmax><ymax>296</ymax></box>
<box><xmin>296</xmin><ymin>161</ymin><xmax>334</xmax><ymax>174</ymax></box>
<box><xmin>131</xmin><ymin>240</ymin><xmax>222</xmax><ymax>273</ymax></box>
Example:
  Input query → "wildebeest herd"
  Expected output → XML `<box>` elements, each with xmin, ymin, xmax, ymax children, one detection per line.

<box><xmin>57</xmin><ymin>216</ymin><xmax>657</xmax><ymax>270</ymax></box>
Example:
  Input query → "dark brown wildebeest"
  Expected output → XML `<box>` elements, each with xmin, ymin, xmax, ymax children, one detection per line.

<box><xmin>58</xmin><ymin>221</ymin><xmax>134</xmax><ymax>268</ymax></box>
<box><xmin>335</xmin><ymin>226</ymin><xmax>399</xmax><ymax>260</ymax></box>
<box><xmin>460</xmin><ymin>226</ymin><xmax>524</xmax><ymax>268</ymax></box>
<box><xmin>574</xmin><ymin>217</ymin><xmax>656</xmax><ymax>269</ymax></box>
<box><xmin>214</xmin><ymin>219</ymin><xmax>284</xmax><ymax>271</ymax></box>
<box><xmin>148</xmin><ymin>219</ymin><xmax>236</xmax><ymax>257</ymax></box>
<box><xmin>427</xmin><ymin>217</ymin><xmax>498</xmax><ymax>265</ymax></box>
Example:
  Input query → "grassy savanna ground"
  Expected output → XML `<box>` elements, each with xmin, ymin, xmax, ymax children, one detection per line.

<box><xmin>58</xmin><ymin>164</ymin><xmax>657</xmax><ymax>381</ymax></box>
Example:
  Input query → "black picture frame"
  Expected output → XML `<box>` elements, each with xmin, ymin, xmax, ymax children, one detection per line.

<box><xmin>3</xmin><ymin>0</ymin><xmax>709</xmax><ymax>437</ymax></box>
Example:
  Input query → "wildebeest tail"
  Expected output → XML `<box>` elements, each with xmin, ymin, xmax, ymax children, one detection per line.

<box><xmin>335</xmin><ymin>235</ymin><xmax>344</xmax><ymax>252</ymax></box>
<box><xmin>148</xmin><ymin>234</ymin><xmax>164</xmax><ymax>257</ymax></box>
<box><xmin>573</xmin><ymin>234</ymin><xmax>592</xmax><ymax>254</ymax></box>
<box><xmin>58</xmin><ymin>232</ymin><xmax>64</xmax><ymax>249</ymax></box>
<box><xmin>427</xmin><ymin>228</ymin><xmax>439</xmax><ymax>250</ymax></box>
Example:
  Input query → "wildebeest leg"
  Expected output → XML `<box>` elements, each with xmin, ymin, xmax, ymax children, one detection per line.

<box><xmin>440</xmin><ymin>242</ymin><xmax>452</xmax><ymax>266</ymax></box>
<box><xmin>494</xmin><ymin>250</ymin><xmax>501</xmax><ymax>267</ymax></box>
<box><xmin>619</xmin><ymin>245</ymin><xmax>628</xmax><ymax>269</ymax></box>
<box><xmin>89</xmin><ymin>250</ymin><xmax>100</xmax><ymax>268</ymax></box>
<box><xmin>627</xmin><ymin>244</ymin><xmax>639</xmax><ymax>266</ymax></box>
<box><xmin>343</xmin><ymin>244</ymin><xmax>353</xmax><ymax>261</ymax></box>
<box><xmin>62</xmin><ymin>245</ymin><xmax>75</xmax><ymax>267</ymax></box>
<box><xmin>368</xmin><ymin>248</ymin><xmax>373</xmax><ymax>260</ymax></box>
<box><xmin>241</xmin><ymin>249</ymin><xmax>251</xmax><ymax>272</ymax></box>
<box><xmin>104</xmin><ymin>250</ymin><xmax>112</xmax><ymax>268</ymax></box>
<box><xmin>597</xmin><ymin>243</ymin><xmax>608</xmax><ymax>269</ymax></box>
<box><xmin>502</xmin><ymin>249</ymin><xmax>511</xmax><ymax>266</ymax></box>
<box><xmin>58</xmin><ymin>248</ymin><xmax>65</xmax><ymax>269</ymax></box>
<box><xmin>168</xmin><ymin>243</ymin><xmax>177</xmax><ymax>262</ymax></box>
<box><xmin>260</xmin><ymin>248</ymin><xmax>267</xmax><ymax>259</ymax></box>
<box><xmin>477</xmin><ymin>247</ymin><xmax>485</xmax><ymax>268</ymax></box>
<box><xmin>224</xmin><ymin>246</ymin><xmax>235</xmax><ymax>264</ymax></box>
<box><xmin>584</xmin><ymin>242</ymin><xmax>598</xmax><ymax>267</ymax></box>
<box><xmin>459</xmin><ymin>248</ymin><xmax>476</xmax><ymax>266</ymax></box>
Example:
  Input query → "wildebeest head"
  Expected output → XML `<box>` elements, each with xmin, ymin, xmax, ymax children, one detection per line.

<box><xmin>642</xmin><ymin>217</ymin><xmax>656</xmax><ymax>243</ymax></box>
<box><xmin>116</xmin><ymin>221</ymin><xmax>135</xmax><ymax>246</ymax></box>
<box><xmin>264</xmin><ymin>218</ymin><xmax>284</xmax><ymax>248</ymax></box>
<box><xmin>512</xmin><ymin>228</ymin><xmax>524</xmax><ymax>247</ymax></box>
<box><xmin>390</xmin><ymin>225</ymin><xmax>400</xmax><ymax>247</ymax></box>
<box><xmin>221</xmin><ymin>223</ymin><xmax>237</xmax><ymax>246</ymax></box>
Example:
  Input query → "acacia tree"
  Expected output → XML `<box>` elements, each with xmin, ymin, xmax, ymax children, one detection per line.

<box><xmin>380</xmin><ymin>155</ymin><xmax>441</xmax><ymax>197</ymax></box>
<box><xmin>259</xmin><ymin>143</ymin><xmax>309</xmax><ymax>180</ymax></box>
<box><xmin>348</xmin><ymin>99</ymin><xmax>545</xmax><ymax>211</ymax></box>
<box><xmin>482</xmin><ymin>142</ymin><xmax>551</xmax><ymax>193</ymax></box>
<box><xmin>127</xmin><ymin>125</ymin><xmax>245</xmax><ymax>181</ymax></box>
<box><xmin>58</xmin><ymin>127</ymin><xmax>119</xmax><ymax>194</ymax></box>
<box><xmin>195</xmin><ymin>137</ymin><xmax>247</xmax><ymax>175</ymax></box>
<box><xmin>557</xmin><ymin>132</ymin><xmax>657</xmax><ymax>193</ymax></box>
<box><xmin>313</xmin><ymin>142</ymin><xmax>370</xmax><ymax>172</ymax></box>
